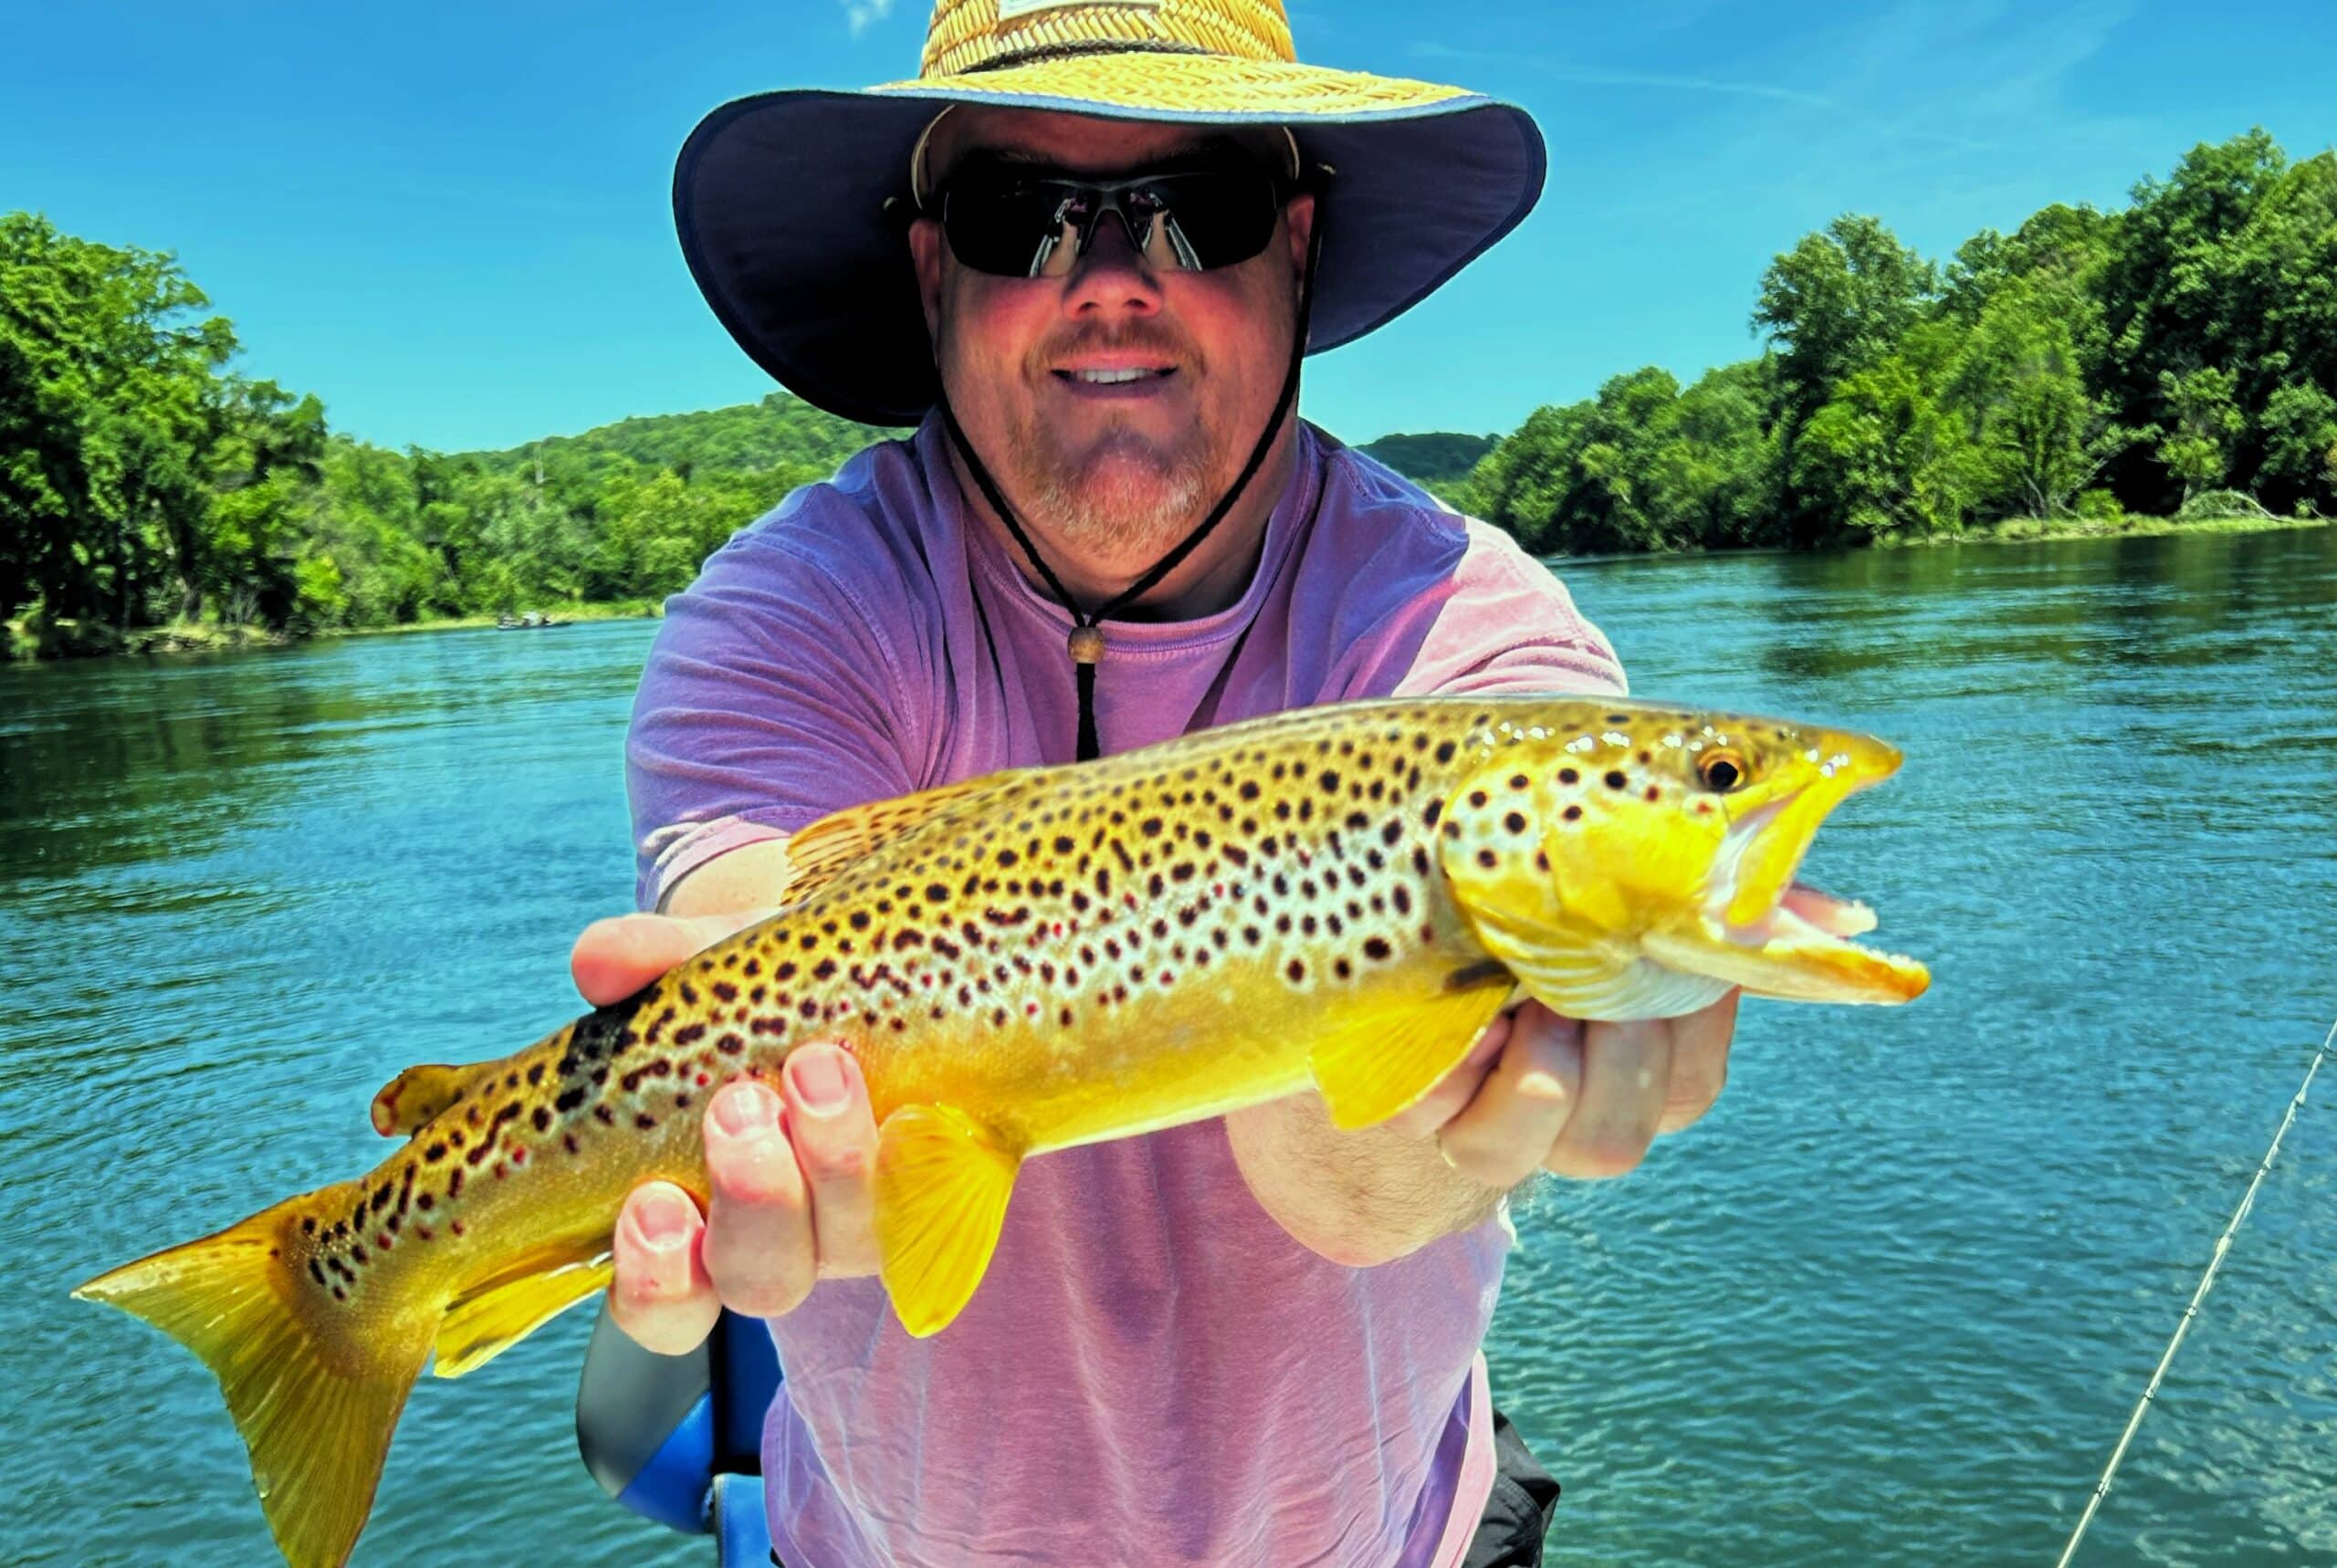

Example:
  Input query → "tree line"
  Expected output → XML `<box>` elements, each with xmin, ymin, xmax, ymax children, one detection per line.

<box><xmin>2</xmin><ymin>213</ymin><xmax>880</xmax><ymax>653</ymax></box>
<box><xmin>6</xmin><ymin>129</ymin><xmax>2333</xmax><ymax>656</ymax></box>
<box><xmin>1441</xmin><ymin>129</ymin><xmax>2337</xmax><ymax>553</ymax></box>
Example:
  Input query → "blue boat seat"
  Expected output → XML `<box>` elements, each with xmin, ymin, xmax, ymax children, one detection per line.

<box><xmin>576</xmin><ymin>1301</ymin><xmax>781</xmax><ymax>1563</ymax></box>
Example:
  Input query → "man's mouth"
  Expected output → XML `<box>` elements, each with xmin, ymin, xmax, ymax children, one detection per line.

<box><xmin>1059</xmin><ymin>366</ymin><xmax>1173</xmax><ymax>384</ymax></box>
<box><xmin>1052</xmin><ymin>364</ymin><xmax>1179</xmax><ymax>395</ymax></box>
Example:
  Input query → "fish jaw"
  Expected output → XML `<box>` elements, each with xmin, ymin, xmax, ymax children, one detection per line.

<box><xmin>1645</xmin><ymin>736</ymin><xmax>1928</xmax><ymax>1006</ymax></box>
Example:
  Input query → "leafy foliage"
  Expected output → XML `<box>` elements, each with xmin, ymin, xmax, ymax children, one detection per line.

<box><xmin>1451</xmin><ymin>129</ymin><xmax>2337</xmax><ymax>552</ymax></box>
<box><xmin>1</xmin><ymin>211</ymin><xmax>884</xmax><ymax>652</ymax></box>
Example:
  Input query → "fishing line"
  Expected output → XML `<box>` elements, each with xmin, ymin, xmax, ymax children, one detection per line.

<box><xmin>2050</xmin><ymin>1009</ymin><xmax>2333</xmax><ymax>1566</ymax></box>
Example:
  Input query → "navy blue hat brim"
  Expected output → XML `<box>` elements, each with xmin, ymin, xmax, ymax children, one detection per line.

<box><xmin>675</xmin><ymin>86</ymin><xmax>1545</xmax><ymax>427</ymax></box>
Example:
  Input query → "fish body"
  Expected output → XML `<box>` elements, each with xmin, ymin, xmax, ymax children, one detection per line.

<box><xmin>76</xmin><ymin>695</ymin><xmax>1927</xmax><ymax>1566</ymax></box>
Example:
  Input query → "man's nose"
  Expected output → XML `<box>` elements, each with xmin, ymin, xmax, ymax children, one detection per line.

<box><xmin>1063</xmin><ymin>207</ymin><xmax>1163</xmax><ymax>313</ymax></box>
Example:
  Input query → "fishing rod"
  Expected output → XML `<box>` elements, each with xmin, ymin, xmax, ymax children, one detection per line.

<box><xmin>2050</xmin><ymin>1009</ymin><xmax>2334</xmax><ymax>1566</ymax></box>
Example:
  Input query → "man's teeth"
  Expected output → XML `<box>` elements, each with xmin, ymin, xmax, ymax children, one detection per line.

<box><xmin>1073</xmin><ymin>368</ymin><xmax>1163</xmax><ymax>383</ymax></box>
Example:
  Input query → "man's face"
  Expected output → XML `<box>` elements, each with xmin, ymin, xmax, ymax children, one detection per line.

<box><xmin>910</xmin><ymin>108</ymin><xmax>1315</xmax><ymax>567</ymax></box>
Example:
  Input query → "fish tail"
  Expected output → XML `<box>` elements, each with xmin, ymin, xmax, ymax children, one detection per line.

<box><xmin>73</xmin><ymin>1182</ymin><xmax>437</xmax><ymax>1568</ymax></box>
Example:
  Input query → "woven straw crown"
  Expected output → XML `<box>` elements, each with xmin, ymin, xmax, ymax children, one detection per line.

<box><xmin>921</xmin><ymin>0</ymin><xmax>1294</xmax><ymax>78</ymax></box>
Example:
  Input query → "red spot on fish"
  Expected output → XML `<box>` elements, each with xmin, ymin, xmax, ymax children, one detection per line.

<box><xmin>450</xmin><ymin>1218</ymin><xmax>466</xmax><ymax>1238</ymax></box>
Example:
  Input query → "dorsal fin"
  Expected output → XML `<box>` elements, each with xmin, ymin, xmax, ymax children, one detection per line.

<box><xmin>369</xmin><ymin>1061</ymin><xmax>498</xmax><ymax>1138</ymax></box>
<box><xmin>781</xmin><ymin>768</ymin><xmax>1042</xmax><ymax>908</ymax></box>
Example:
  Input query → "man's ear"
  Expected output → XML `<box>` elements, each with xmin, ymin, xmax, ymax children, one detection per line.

<box><xmin>908</xmin><ymin>216</ymin><xmax>946</xmax><ymax>342</ymax></box>
<box><xmin>1283</xmin><ymin>193</ymin><xmax>1316</xmax><ymax>283</ymax></box>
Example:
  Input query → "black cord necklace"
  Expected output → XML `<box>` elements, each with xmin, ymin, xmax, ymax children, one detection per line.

<box><xmin>938</xmin><ymin>207</ymin><xmax>1327</xmax><ymax>763</ymax></box>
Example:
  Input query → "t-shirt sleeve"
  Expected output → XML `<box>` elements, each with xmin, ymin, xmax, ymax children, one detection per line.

<box><xmin>1341</xmin><ymin>517</ymin><xmax>1630</xmax><ymax>702</ymax></box>
<box><xmin>625</xmin><ymin>523</ymin><xmax>918</xmax><ymax>912</ymax></box>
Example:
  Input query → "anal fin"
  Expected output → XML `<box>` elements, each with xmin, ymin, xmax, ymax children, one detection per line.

<box><xmin>435</xmin><ymin>1257</ymin><xmax>614</xmax><ymax>1379</ymax></box>
<box><xmin>875</xmin><ymin>1104</ymin><xmax>1022</xmax><ymax>1338</ymax></box>
<box><xmin>1309</xmin><ymin>974</ymin><xmax>1514</xmax><ymax>1131</ymax></box>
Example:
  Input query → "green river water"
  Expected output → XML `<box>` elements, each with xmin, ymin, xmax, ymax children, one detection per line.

<box><xmin>3</xmin><ymin>525</ymin><xmax>2332</xmax><ymax>1564</ymax></box>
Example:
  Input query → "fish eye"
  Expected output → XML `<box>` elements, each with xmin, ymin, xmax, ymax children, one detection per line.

<box><xmin>1698</xmin><ymin>752</ymin><xmax>1747</xmax><ymax>792</ymax></box>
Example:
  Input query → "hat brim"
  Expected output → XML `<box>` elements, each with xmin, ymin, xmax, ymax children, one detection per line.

<box><xmin>675</xmin><ymin>57</ymin><xmax>1546</xmax><ymax>427</ymax></box>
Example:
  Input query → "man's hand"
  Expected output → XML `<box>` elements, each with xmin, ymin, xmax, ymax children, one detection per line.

<box><xmin>572</xmin><ymin>911</ymin><xmax>883</xmax><ymax>1354</ymax></box>
<box><xmin>1386</xmin><ymin>991</ymin><xmax>1742</xmax><ymax>1187</ymax></box>
<box><xmin>1227</xmin><ymin>988</ymin><xmax>1741</xmax><ymax>1268</ymax></box>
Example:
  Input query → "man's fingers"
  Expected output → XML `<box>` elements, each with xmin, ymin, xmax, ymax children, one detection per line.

<box><xmin>608</xmin><ymin>1181</ymin><xmax>721</xmax><ymax>1354</ymax></box>
<box><xmin>1438</xmin><ymin>1004</ymin><xmax>1583</xmax><ymax>1187</ymax></box>
<box><xmin>700</xmin><ymin>1080</ymin><xmax>819</xmax><ymax>1318</ymax></box>
<box><xmin>781</xmin><ymin>1045</ymin><xmax>883</xmax><ymax>1279</ymax></box>
<box><xmin>570</xmin><ymin>911</ymin><xmax>759</xmax><ymax>1008</ymax></box>
<box><xmin>1385</xmin><ymin>1011</ymin><xmax>1513</xmax><ymax>1140</ymax></box>
<box><xmin>1543</xmin><ymin>1018</ymin><xmax>1674</xmax><ymax>1180</ymax></box>
<box><xmin>1657</xmin><ymin>988</ymin><xmax>1739</xmax><ymax>1134</ymax></box>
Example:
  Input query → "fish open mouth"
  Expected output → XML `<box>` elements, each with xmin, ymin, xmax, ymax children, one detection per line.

<box><xmin>1648</xmin><ymin>752</ymin><xmax>1931</xmax><ymax>1007</ymax></box>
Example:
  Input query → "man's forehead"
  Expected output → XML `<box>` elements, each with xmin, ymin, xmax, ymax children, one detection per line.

<box><xmin>923</xmin><ymin>106</ymin><xmax>1286</xmax><ymax>183</ymax></box>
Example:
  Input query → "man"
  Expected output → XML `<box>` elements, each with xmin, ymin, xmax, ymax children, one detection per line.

<box><xmin>573</xmin><ymin>3</ymin><xmax>1738</xmax><ymax>1563</ymax></box>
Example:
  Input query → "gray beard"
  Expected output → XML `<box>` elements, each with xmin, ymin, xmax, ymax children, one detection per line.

<box><xmin>1005</xmin><ymin>421</ymin><xmax>1220</xmax><ymax>563</ymax></box>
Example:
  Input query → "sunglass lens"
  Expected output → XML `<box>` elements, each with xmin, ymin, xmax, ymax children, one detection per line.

<box><xmin>943</xmin><ymin>177</ymin><xmax>1075</xmax><ymax>276</ymax></box>
<box><xmin>1138</xmin><ymin>173</ymin><xmax>1278</xmax><ymax>271</ymax></box>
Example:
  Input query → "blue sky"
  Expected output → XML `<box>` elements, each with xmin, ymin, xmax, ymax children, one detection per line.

<box><xmin>5</xmin><ymin>1</ymin><xmax>2332</xmax><ymax>453</ymax></box>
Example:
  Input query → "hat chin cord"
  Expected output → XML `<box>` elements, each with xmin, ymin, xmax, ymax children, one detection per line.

<box><xmin>938</xmin><ymin>208</ymin><xmax>1326</xmax><ymax>764</ymax></box>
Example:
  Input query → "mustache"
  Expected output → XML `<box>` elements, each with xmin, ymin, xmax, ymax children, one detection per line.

<box><xmin>1035</xmin><ymin>323</ymin><xmax>1197</xmax><ymax>369</ymax></box>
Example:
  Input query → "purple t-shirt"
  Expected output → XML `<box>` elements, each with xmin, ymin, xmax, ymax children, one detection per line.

<box><xmin>627</xmin><ymin>413</ymin><xmax>1625</xmax><ymax>1567</ymax></box>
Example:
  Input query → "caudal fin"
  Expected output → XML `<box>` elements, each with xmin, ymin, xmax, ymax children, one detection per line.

<box><xmin>73</xmin><ymin>1186</ymin><xmax>435</xmax><ymax>1568</ymax></box>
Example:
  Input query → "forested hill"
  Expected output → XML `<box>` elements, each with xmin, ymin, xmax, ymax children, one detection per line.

<box><xmin>5</xmin><ymin>128</ymin><xmax>2332</xmax><ymax>659</ymax></box>
<box><xmin>463</xmin><ymin>397</ymin><xmax>882</xmax><ymax>488</ymax></box>
<box><xmin>1354</xmin><ymin>432</ymin><xmax>1500</xmax><ymax>486</ymax></box>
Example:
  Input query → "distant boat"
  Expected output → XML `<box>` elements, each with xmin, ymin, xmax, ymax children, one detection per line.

<box><xmin>496</xmin><ymin>612</ymin><xmax>567</xmax><ymax>630</ymax></box>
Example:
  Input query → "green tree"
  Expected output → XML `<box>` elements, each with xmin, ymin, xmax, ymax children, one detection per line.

<box><xmin>1792</xmin><ymin>326</ymin><xmax>1976</xmax><ymax>540</ymax></box>
<box><xmin>1946</xmin><ymin>277</ymin><xmax>2125</xmax><ymax>518</ymax></box>
<box><xmin>2154</xmin><ymin>365</ymin><xmax>2245</xmax><ymax>503</ymax></box>
<box><xmin>0</xmin><ymin>213</ymin><xmax>229</xmax><ymax>627</ymax></box>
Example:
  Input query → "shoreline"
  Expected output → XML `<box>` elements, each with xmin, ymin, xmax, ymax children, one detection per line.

<box><xmin>1546</xmin><ymin>510</ymin><xmax>2329</xmax><ymax>570</ymax></box>
<box><xmin>10</xmin><ymin>512</ymin><xmax>2325</xmax><ymax>664</ymax></box>
<box><xmin>5</xmin><ymin>600</ymin><xmax>661</xmax><ymax>664</ymax></box>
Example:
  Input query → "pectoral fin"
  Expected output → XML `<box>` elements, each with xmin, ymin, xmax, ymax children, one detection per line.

<box><xmin>1308</xmin><ymin>971</ymin><xmax>1514</xmax><ymax>1131</ymax></box>
<box><xmin>1463</xmin><ymin>895</ymin><xmax>1733</xmax><ymax>1020</ymax></box>
<box><xmin>875</xmin><ymin>1105</ymin><xmax>1022</xmax><ymax>1338</ymax></box>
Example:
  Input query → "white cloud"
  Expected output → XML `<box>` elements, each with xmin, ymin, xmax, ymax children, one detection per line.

<box><xmin>844</xmin><ymin>0</ymin><xmax>896</xmax><ymax>36</ymax></box>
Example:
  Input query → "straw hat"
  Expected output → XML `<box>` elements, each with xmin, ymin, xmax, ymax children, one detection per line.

<box><xmin>675</xmin><ymin>0</ymin><xmax>1545</xmax><ymax>426</ymax></box>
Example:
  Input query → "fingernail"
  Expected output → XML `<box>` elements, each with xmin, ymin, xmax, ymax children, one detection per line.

<box><xmin>1518</xmin><ymin>1070</ymin><xmax>1569</xmax><ymax>1103</ymax></box>
<box><xmin>709</xmin><ymin>1081</ymin><xmax>779</xmax><ymax>1137</ymax></box>
<box><xmin>634</xmin><ymin>1188</ymin><xmax>693</xmax><ymax>1246</ymax></box>
<box><xmin>787</xmin><ymin>1047</ymin><xmax>851</xmax><ymax>1115</ymax></box>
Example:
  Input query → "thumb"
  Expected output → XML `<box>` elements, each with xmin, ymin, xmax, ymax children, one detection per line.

<box><xmin>571</xmin><ymin>910</ymin><xmax>764</xmax><ymax>1007</ymax></box>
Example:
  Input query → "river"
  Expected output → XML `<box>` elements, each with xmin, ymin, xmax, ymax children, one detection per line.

<box><xmin>3</xmin><ymin>525</ymin><xmax>2332</xmax><ymax>1565</ymax></box>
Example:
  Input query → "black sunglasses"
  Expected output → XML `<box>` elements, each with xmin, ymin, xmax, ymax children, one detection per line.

<box><xmin>926</xmin><ymin>156</ymin><xmax>1294</xmax><ymax>279</ymax></box>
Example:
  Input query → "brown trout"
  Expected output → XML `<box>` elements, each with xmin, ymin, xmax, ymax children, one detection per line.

<box><xmin>76</xmin><ymin>695</ymin><xmax>1927</xmax><ymax>1565</ymax></box>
